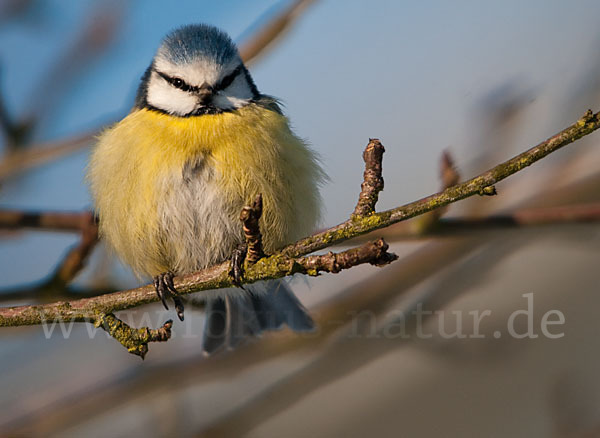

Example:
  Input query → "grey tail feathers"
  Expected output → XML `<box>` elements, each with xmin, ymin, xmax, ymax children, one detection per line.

<box><xmin>202</xmin><ymin>280</ymin><xmax>314</xmax><ymax>355</ymax></box>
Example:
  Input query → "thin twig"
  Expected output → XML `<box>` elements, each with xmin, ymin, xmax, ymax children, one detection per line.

<box><xmin>435</xmin><ymin>204</ymin><xmax>600</xmax><ymax>231</ymax></box>
<box><xmin>0</xmin><ymin>65</ymin><xmax>32</xmax><ymax>150</ymax></box>
<box><xmin>46</xmin><ymin>211</ymin><xmax>99</xmax><ymax>286</ymax></box>
<box><xmin>0</xmin><ymin>132</ymin><xmax>97</xmax><ymax>182</ymax></box>
<box><xmin>22</xmin><ymin>2</ymin><xmax>125</xmax><ymax>129</ymax></box>
<box><xmin>355</xmin><ymin>202</ymin><xmax>600</xmax><ymax>243</ymax></box>
<box><xmin>0</xmin><ymin>210</ymin><xmax>100</xmax><ymax>303</ymax></box>
<box><xmin>0</xmin><ymin>285</ymin><xmax>117</xmax><ymax>304</ymax></box>
<box><xmin>0</xmin><ymin>209</ymin><xmax>93</xmax><ymax>232</ymax></box>
<box><xmin>238</xmin><ymin>0</ymin><xmax>317</xmax><ymax>65</ymax></box>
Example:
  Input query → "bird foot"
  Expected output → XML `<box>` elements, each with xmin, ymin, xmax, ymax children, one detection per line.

<box><xmin>153</xmin><ymin>271</ymin><xmax>185</xmax><ymax>321</ymax></box>
<box><xmin>229</xmin><ymin>244</ymin><xmax>247</xmax><ymax>288</ymax></box>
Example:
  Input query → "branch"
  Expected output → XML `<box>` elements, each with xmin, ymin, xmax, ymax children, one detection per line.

<box><xmin>238</xmin><ymin>0</ymin><xmax>317</xmax><ymax>65</ymax></box>
<box><xmin>0</xmin><ymin>109</ymin><xmax>598</xmax><ymax>354</ymax></box>
<box><xmin>0</xmin><ymin>209</ymin><xmax>93</xmax><ymax>232</ymax></box>
<box><xmin>0</xmin><ymin>211</ymin><xmax>100</xmax><ymax>303</ymax></box>
<box><xmin>5</xmin><ymin>173</ymin><xmax>598</xmax><ymax>433</ymax></box>
<box><xmin>0</xmin><ymin>238</ymin><xmax>396</xmax><ymax>326</ymax></box>
<box><xmin>0</xmin><ymin>284</ymin><xmax>117</xmax><ymax>304</ymax></box>
<box><xmin>46</xmin><ymin>212</ymin><xmax>99</xmax><ymax>286</ymax></box>
<box><xmin>21</xmin><ymin>3</ymin><xmax>125</xmax><ymax>126</ymax></box>
<box><xmin>0</xmin><ymin>65</ymin><xmax>32</xmax><ymax>149</ymax></box>
<box><xmin>350</xmin><ymin>202</ymin><xmax>600</xmax><ymax>243</ymax></box>
<box><xmin>0</xmin><ymin>132</ymin><xmax>97</xmax><ymax>182</ymax></box>
<box><xmin>429</xmin><ymin>203</ymin><xmax>600</xmax><ymax>232</ymax></box>
<box><xmin>280</xmin><ymin>109</ymin><xmax>600</xmax><ymax>258</ymax></box>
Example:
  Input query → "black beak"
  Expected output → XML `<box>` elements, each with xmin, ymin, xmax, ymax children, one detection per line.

<box><xmin>197</xmin><ymin>82</ymin><xmax>214</xmax><ymax>105</ymax></box>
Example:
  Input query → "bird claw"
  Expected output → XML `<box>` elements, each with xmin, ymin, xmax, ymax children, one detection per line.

<box><xmin>229</xmin><ymin>244</ymin><xmax>247</xmax><ymax>289</ymax></box>
<box><xmin>173</xmin><ymin>296</ymin><xmax>185</xmax><ymax>321</ymax></box>
<box><xmin>153</xmin><ymin>274</ymin><xmax>170</xmax><ymax>310</ymax></box>
<box><xmin>153</xmin><ymin>272</ymin><xmax>185</xmax><ymax>321</ymax></box>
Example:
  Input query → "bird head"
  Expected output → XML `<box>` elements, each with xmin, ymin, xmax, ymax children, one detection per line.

<box><xmin>137</xmin><ymin>24</ymin><xmax>259</xmax><ymax>116</ymax></box>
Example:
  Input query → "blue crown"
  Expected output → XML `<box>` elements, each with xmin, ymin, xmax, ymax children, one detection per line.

<box><xmin>159</xmin><ymin>24</ymin><xmax>239</xmax><ymax>65</ymax></box>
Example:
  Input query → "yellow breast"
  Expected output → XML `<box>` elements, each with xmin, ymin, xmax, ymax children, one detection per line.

<box><xmin>87</xmin><ymin>103</ymin><xmax>324</xmax><ymax>277</ymax></box>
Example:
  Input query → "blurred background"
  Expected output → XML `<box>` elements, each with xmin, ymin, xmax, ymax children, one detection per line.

<box><xmin>1</xmin><ymin>0</ymin><xmax>599</xmax><ymax>436</ymax></box>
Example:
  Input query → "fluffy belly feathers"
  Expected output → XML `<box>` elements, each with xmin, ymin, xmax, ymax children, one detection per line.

<box><xmin>88</xmin><ymin>104</ymin><xmax>323</xmax><ymax>278</ymax></box>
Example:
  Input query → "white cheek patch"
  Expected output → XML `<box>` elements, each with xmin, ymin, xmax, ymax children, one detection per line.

<box><xmin>146</xmin><ymin>72</ymin><xmax>197</xmax><ymax>116</ymax></box>
<box><xmin>213</xmin><ymin>74</ymin><xmax>254</xmax><ymax>110</ymax></box>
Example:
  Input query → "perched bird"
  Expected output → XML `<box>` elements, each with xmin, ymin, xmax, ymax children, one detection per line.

<box><xmin>87</xmin><ymin>24</ymin><xmax>324</xmax><ymax>354</ymax></box>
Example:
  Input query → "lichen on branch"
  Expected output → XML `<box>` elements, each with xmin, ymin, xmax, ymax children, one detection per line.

<box><xmin>95</xmin><ymin>314</ymin><xmax>172</xmax><ymax>359</ymax></box>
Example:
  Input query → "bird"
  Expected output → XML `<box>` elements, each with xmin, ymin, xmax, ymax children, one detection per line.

<box><xmin>87</xmin><ymin>24</ymin><xmax>325</xmax><ymax>354</ymax></box>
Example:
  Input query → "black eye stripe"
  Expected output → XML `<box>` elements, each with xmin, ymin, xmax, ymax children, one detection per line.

<box><xmin>215</xmin><ymin>65</ymin><xmax>242</xmax><ymax>91</ymax></box>
<box><xmin>156</xmin><ymin>66</ymin><xmax>243</xmax><ymax>94</ymax></box>
<box><xmin>156</xmin><ymin>70</ymin><xmax>195</xmax><ymax>92</ymax></box>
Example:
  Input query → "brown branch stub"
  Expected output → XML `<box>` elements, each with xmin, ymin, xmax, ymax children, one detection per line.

<box><xmin>353</xmin><ymin>138</ymin><xmax>385</xmax><ymax>218</ymax></box>
<box><xmin>95</xmin><ymin>313</ymin><xmax>172</xmax><ymax>359</ymax></box>
<box><xmin>413</xmin><ymin>149</ymin><xmax>461</xmax><ymax>233</ymax></box>
<box><xmin>297</xmin><ymin>238</ymin><xmax>397</xmax><ymax>276</ymax></box>
<box><xmin>440</xmin><ymin>150</ymin><xmax>460</xmax><ymax>189</ymax></box>
<box><xmin>240</xmin><ymin>194</ymin><xmax>265</xmax><ymax>264</ymax></box>
<box><xmin>437</xmin><ymin>150</ymin><xmax>461</xmax><ymax>213</ymax></box>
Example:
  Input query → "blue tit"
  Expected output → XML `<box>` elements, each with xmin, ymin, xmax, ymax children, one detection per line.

<box><xmin>87</xmin><ymin>24</ymin><xmax>325</xmax><ymax>354</ymax></box>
